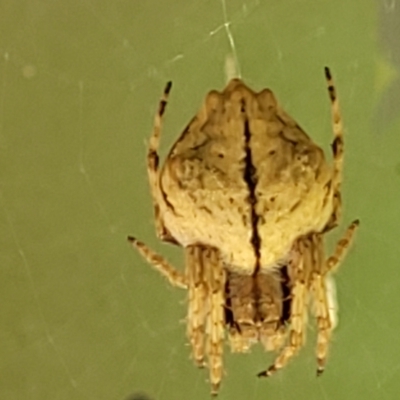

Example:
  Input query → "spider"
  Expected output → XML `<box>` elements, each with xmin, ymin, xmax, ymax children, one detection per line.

<box><xmin>128</xmin><ymin>67</ymin><xmax>359</xmax><ymax>395</ymax></box>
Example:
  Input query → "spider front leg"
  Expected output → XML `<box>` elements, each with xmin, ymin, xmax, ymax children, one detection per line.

<box><xmin>204</xmin><ymin>247</ymin><xmax>225</xmax><ymax>395</ymax></box>
<box><xmin>308</xmin><ymin>233</ymin><xmax>331</xmax><ymax>375</ymax></box>
<box><xmin>312</xmin><ymin>219</ymin><xmax>359</xmax><ymax>374</ymax></box>
<box><xmin>258</xmin><ymin>241</ymin><xmax>309</xmax><ymax>377</ymax></box>
<box><xmin>312</xmin><ymin>274</ymin><xmax>331</xmax><ymax>375</ymax></box>
<box><xmin>186</xmin><ymin>246</ymin><xmax>226</xmax><ymax>395</ymax></box>
<box><xmin>186</xmin><ymin>246</ymin><xmax>208</xmax><ymax>367</ymax></box>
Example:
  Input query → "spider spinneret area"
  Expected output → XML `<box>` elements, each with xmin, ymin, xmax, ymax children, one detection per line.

<box><xmin>128</xmin><ymin>67</ymin><xmax>359</xmax><ymax>395</ymax></box>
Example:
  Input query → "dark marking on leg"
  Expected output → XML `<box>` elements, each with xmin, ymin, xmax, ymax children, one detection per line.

<box><xmin>331</xmin><ymin>136</ymin><xmax>343</xmax><ymax>157</ymax></box>
<box><xmin>159</xmin><ymin>81</ymin><xmax>172</xmax><ymax>116</ymax></box>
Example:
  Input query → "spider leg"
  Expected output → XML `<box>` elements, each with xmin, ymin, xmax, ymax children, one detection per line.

<box><xmin>308</xmin><ymin>233</ymin><xmax>331</xmax><ymax>375</ymax></box>
<box><xmin>186</xmin><ymin>246</ymin><xmax>208</xmax><ymax>368</ymax></box>
<box><xmin>128</xmin><ymin>236</ymin><xmax>187</xmax><ymax>288</ymax></box>
<box><xmin>258</xmin><ymin>271</ymin><xmax>287</xmax><ymax>352</ymax></box>
<box><xmin>258</xmin><ymin>240</ymin><xmax>309</xmax><ymax>377</ymax></box>
<box><xmin>204</xmin><ymin>247</ymin><xmax>225</xmax><ymax>396</ymax></box>
<box><xmin>312</xmin><ymin>219</ymin><xmax>359</xmax><ymax>375</ymax></box>
<box><xmin>147</xmin><ymin>81</ymin><xmax>175</xmax><ymax>240</ymax></box>
<box><xmin>311</xmin><ymin>274</ymin><xmax>331</xmax><ymax>374</ymax></box>
<box><xmin>324</xmin><ymin>67</ymin><xmax>344</xmax><ymax>230</ymax></box>
<box><xmin>326</xmin><ymin>219</ymin><xmax>359</xmax><ymax>272</ymax></box>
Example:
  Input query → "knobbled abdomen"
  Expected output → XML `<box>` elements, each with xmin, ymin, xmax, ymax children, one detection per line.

<box><xmin>159</xmin><ymin>80</ymin><xmax>334</xmax><ymax>271</ymax></box>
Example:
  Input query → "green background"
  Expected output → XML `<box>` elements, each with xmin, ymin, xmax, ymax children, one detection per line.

<box><xmin>1</xmin><ymin>1</ymin><xmax>400</xmax><ymax>399</ymax></box>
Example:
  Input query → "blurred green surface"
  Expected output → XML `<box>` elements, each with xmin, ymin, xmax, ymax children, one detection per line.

<box><xmin>1</xmin><ymin>1</ymin><xmax>400</xmax><ymax>399</ymax></box>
